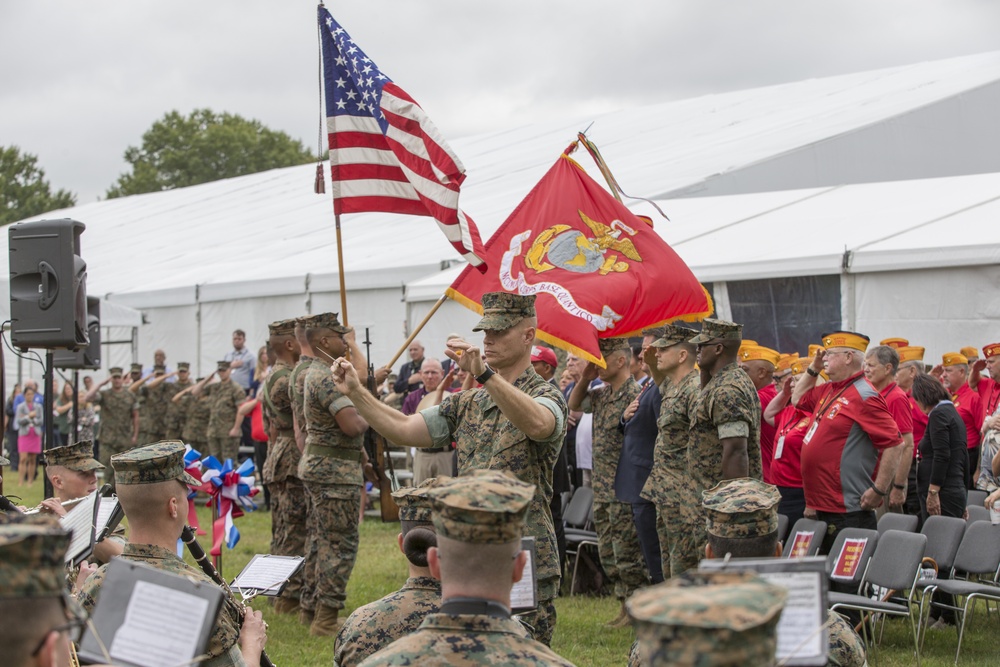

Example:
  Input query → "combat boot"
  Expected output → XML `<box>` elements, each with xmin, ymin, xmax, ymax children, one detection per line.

<box><xmin>274</xmin><ymin>596</ymin><xmax>300</xmax><ymax>616</ymax></box>
<box><xmin>299</xmin><ymin>607</ymin><xmax>315</xmax><ymax>626</ymax></box>
<box><xmin>309</xmin><ymin>604</ymin><xmax>341</xmax><ymax>637</ymax></box>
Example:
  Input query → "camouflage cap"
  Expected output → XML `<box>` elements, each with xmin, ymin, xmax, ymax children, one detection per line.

<box><xmin>130</xmin><ymin>363</ymin><xmax>143</xmax><ymax>373</ymax></box>
<box><xmin>651</xmin><ymin>324</ymin><xmax>698</xmax><ymax>349</ymax></box>
<box><xmin>393</xmin><ymin>478</ymin><xmax>441</xmax><ymax>524</ymax></box>
<box><xmin>428</xmin><ymin>469</ymin><xmax>535</xmax><ymax>544</ymax></box>
<box><xmin>0</xmin><ymin>453</ymin><xmax>8</xmax><ymax>466</ymax></box>
<box><xmin>216</xmin><ymin>360</ymin><xmax>231</xmax><ymax>372</ymax></box>
<box><xmin>702</xmin><ymin>478</ymin><xmax>781</xmax><ymax>539</ymax></box>
<box><xmin>112</xmin><ymin>441</ymin><xmax>200</xmax><ymax>487</ymax></box>
<box><xmin>598</xmin><ymin>337</ymin><xmax>631</xmax><ymax>356</ymax></box>
<box><xmin>177</xmin><ymin>361</ymin><xmax>191</xmax><ymax>371</ymax></box>
<box><xmin>268</xmin><ymin>318</ymin><xmax>297</xmax><ymax>337</ymax></box>
<box><xmin>153</xmin><ymin>365</ymin><xmax>166</xmax><ymax>373</ymax></box>
<box><xmin>0</xmin><ymin>514</ymin><xmax>72</xmax><ymax>600</ymax></box>
<box><xmin>472</xmin><ymin>292</ymin><xmax>536</xmax><ymax>332</ymax></box>
<box><xmin>296</xmin><ymin>313</ymin><xmax>324</xmax><ymax>329</ymax></box>
<box><xmin>40</xmin><ymin>440</ymin><xmax>103</xmax><ymax>472</ymax></box>
<box><xmin>642</xmin><ymin>326</ymin><xmax>666</xmax><ymax>340</ymax></box>
<box><xmin>627</xmin><ymin>570</ymin><xmax>787</xmax><ymax>667</ymax></box>
<box><xmin>109</xmin><ymin>366</ymin><xmax>124</xmax><ymax>377</ymax></box>
<box><xmin>688</xmin><ymin>319</ymin><xmax>744</xmax><ymax>344</ymax></box>
<box><xmin>307</xmin><ymin>312</ymin><xmax>352</xmax><ymax>335</ymax></box>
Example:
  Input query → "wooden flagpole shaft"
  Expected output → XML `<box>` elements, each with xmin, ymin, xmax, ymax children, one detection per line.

<box><xmin>335</xmin><ymin>212</ymin><xmax>350</xmax><ymax>326</ymax></box>
<box><xmin>382</xmin><ymin>294</ymin><xmax>448</xmax><ymax>371</ymax></box>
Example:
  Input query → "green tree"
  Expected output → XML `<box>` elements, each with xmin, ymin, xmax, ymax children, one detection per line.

<box><xmin>106</xmin><ymin>109</ymin><xmax>316</xmax><ymax>198</ymax></box>
<box><xmin>0</xmin><ymin>146</ymin><xmax>77</xmax><ymax>225</ymax></box>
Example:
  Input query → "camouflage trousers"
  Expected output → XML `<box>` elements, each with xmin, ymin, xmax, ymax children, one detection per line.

<box><xmin>269</xmin><ymin>476</ymin><xmax>310</xmax><ymax>601</ymax></box>
<box><xmin>519</xmin><ymin>597</ymin><xmax>557</xmax><ymax>646</ymax></box>
<box><xmin>656</xmin><ymin>484</ymin><xmax>706</xmax><ymax>577</ymax></box>
<box><xmin>302</xmin><ymin>482</ymin><xmax>361</xmax><ymax>611</ymax></box>
<box><xmin>98</xmin><ymin>437</ymin><xmax>132</xmax><ymax>491</ymax></box>
<box><xmin>207</xmin><ymin>435</ymin><xmax>240</xmax><ymax>463</ymax></box>
<box><xmin>593</xmin><ymin>500</ymin><xmax>649</xmax><ymax>601</ymax></box>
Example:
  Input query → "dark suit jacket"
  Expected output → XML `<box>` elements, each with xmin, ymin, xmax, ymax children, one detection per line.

<box><xmin>615</xmin><ymin>377</ymin><xmax>660</xmax><ymax>503</ymax></box>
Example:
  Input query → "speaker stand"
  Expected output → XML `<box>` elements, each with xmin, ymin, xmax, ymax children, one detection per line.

<box><xmin>43</xmin><ymin>350</ymin><xmax>55</xmax><ymax>500</ymax></box>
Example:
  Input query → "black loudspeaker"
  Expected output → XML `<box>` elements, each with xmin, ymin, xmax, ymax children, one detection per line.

<box><xmin>9</xmin><ymin>219</ymin><xmax>89</xmax><ymax>350</ymax></box>
<box><xmin>53</xmin><ymin>297</ymin><xmax>101</xmax><ymax>370</ymax></box>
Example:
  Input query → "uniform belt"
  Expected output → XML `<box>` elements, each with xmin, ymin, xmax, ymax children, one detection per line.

<box><xmin>419</xmin><ymin>447</ymin><xmax>450</xmax><ymax>454</ymax></box>
<box><xmin>305</xmin><ymin>442</ymin><xmax>362</xmax><ymax>462</ymax></box>
<box><xmin>275</xmin><ymin>427</ymin><xmax>294</xmax><ymax>436</ymax></box>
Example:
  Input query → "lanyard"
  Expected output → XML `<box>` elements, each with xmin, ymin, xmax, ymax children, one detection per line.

<box><xmin>810</xmin><ymin>379</ymin><xmax>856</xmax><ymax>427</ymax></box>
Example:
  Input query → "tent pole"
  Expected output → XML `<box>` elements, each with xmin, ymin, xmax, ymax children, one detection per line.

<box><xmin>382</xmin><ymin>295</ymin><xmax>448</xmax><ymax>372</ymax></box>
<box><xmin>335</xmin><ymin>212</ymin><xmax>349</xmax><ymax>326</ymax></box>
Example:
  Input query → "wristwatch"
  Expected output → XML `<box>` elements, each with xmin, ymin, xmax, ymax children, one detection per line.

<box><xmin>891</xmin><ymin>483</ymin><xmax>906</xmax><ymax>491</ymax></box>
<box><xmin>806</xmin><ymin>367</ymin><xmax>820</xmax><ymax>377</ymax></box>
<box><xmin>475</xmin><ymin>364</ymin><xmax>496</xmax><ymax>385</ymax></box>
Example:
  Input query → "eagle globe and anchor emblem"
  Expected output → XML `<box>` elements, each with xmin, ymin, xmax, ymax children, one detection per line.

<box><xmin>524</xmin><ymin>210</ymin><xmax>644</xmax><ymax>275</ymax></box>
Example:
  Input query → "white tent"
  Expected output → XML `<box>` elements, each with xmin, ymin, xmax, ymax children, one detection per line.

<box><xmin>4</xmin><ymin>51</ymin><xmax>1000</xmax><ymax>375</ymax></box>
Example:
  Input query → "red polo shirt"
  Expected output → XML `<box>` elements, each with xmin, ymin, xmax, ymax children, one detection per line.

<box><xmin>907</xmin><ymin>391</ymin><xmax>928</xmax><ymax>456</ymax></box>
<box><xmin>952</xmin><ymin>383</ymin><xmax>981</xmax><ymax>450</ymax></box>
<box><xmin>797</xmin><ymin>372</ymin><xmax>903</xmax><ymax>513</ymax></box>
<box><xmin>769</xmin><ymin>406</ymin><xmax>810</xmax><ymax>488</ymax></box>
<box><xmin>758</xmin><ymin>383</ymin><xmax>778</xmax><ymax>484</ymax></box>
<box><xmin>977</xmin><ymin>377</ymin><xmax>1000</xmax><ymax>424</ymax></box>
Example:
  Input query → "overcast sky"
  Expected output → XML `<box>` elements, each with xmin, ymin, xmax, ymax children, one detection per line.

<box><xmin>3</xmin><ymin>1</ymin><xmax>1000</xmax><ymax>204</ymax></box>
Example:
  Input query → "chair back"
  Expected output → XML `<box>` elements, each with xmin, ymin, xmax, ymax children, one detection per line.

<box><xmin>967</xmin><ymin>489</ymin><xmax>989</xmax><ymax>508</ymax></box>
<box><xmin>825</xmin><ymin>528</ymin><xmax>878</xmax><ymax>588</ymax></box>
<box><xmin>782</xmin><ymin>518</ymin><xmax>828</xmax><ymax>558</ymax></box>
<box><xmin>777</xmin><ymin>513</ymin><xmax>790</xmax><ymax>543</ymax></box>
<box><xmin>862</xmin><ymin>530</ymin><xmax>927</xmax><ymax>592</ymax></box>
<box><xmin>952</xmin><ymin>521</ymin><xmax>1000</xmax><ymax>578</ymax></box>
<box><xmin>877</xmin><ymin>511</ymin><xmax>919</xmax><ymax>535</ymax></box>
<box><xmin>920</xmin><ymin>515</ymin><xmax>966</xmax><ymax>573</ymax></box>
<box><xmin>562</xmin><ymin>487</ymin><xmax>593</xmax><ymax>529</ymax></box>
<box><xmin>966</xmin><ymin>504</ymin><xmax>992</xmax><ymax>524</ymax></box>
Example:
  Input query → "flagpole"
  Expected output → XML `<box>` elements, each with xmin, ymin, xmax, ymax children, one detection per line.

<box><xmin>382</xmin><ymin>294</ymin><xmax>448</xmax><ymax>372</ymax></box>
<box><xmin>335</xmin><ymin>212</ymin><xmax>349</xmax><ymax>326</ymax></box>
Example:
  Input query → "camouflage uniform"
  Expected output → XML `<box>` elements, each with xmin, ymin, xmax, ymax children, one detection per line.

<box><xmin>299</xmin><ymin>356</ymin><xmax>364</xmax><ymax>612</ymax></box>
<box><xmin>826</xmin><ymin>611</ymin><xmax>867</xmax><ymax>667</ymax></box>
<box><xmin>79</xmin><ymin>543</ymin><xmax>246</xmax><ymax>667</ymax></box>
<box><xmin>261</xmin><ymin>358</ymin><xmax>308</xmax><ymax>603</ymax></box>
<box><xmin>91</xmin><ymin>383</ymin><xmax>137</xmax><ymax>488</ymax></box>
<box><xmin>641</xmin><ymin>361</ymin><xmax>702</xmax><ymax>576</ymax></box>
<box><xmin>289</xmin><ymin>352</ymin><xmax>319</xmax><ymax>610</ymax></box>
<box><xmin>136</xmin><ymin>372</ymin><xmax>172</xmax><ymax>444</ymax></box>
<box><xmin>359</xmin><ymin>470</ymin><xmax>575</xmax><ymax>667</ymax></box>
<box><xmin>183</xmin><ymin>391</ymin><xmax>212</xmax><ymax>452</ymax></box>
<box><xmin>421</xmin><ymin>366</ymin><xmax>567</xmax><ymax>644</ymax></box>
<box><xmin>78</xmin><ymin>441</ymin><xmax>247</xmax><ymax>667</ymax></box>
<box><xmin>334</xmin><ymin>576</ymin><xmax>441</xmax><ymax>667</ymax></box>
<box><xmin>587</xmin><ymin>368</ymin><xmax>645</xmax><ymax>601</ymax></box>
<box><xmin>204</xmin><ymin>369</ymin><xmax>247</xmax><ymax>462</ymax></box>
<box><xmin>626</xmin><ymin>570</ymin><xmax>786</xmax><ymax>667</ymax></box>
<box><xmin>164</xmin><ymin>377</ymin><xmax>193</xmax><ymax>440</ymax></box>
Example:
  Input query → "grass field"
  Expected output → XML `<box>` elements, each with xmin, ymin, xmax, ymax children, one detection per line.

<box><xmin>5</xmin><ymin>474</ymin><xmax>999</xmax><ymax>666</ymax></box>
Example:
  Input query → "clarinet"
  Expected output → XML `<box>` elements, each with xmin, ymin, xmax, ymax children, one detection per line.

<box><xmin>181</xmin><ymin>526</ymin><xmax>275</xmax><ymax>667</ymax></box>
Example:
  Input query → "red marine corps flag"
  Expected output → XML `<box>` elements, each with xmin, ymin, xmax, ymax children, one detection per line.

<box><xmin>447</xmin><ymin>151</ymin><xmax>713</xmax><ymax>366</ymax></box>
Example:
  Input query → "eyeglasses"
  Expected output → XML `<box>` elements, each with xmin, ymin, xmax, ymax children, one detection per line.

<box><xmin>32</xmin><ymin>615</ymin><xmax>87</xmax><ymax>656</ymax></box>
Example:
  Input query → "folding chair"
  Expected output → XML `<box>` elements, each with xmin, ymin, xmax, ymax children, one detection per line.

<box><xmin>825</xmin><ymin>528</ymin><xmax>878</xmax><ymax>592</ymax></box>
<box><xmin>966</xmin><ymin>489</ymin><xmax>988</xmax><ymax>508</ymax></box>
<box><xmin>562</xmin><ymin>487</ymin><xmax>599</xmax><ymax>595</ymax></box>
<box><xmin>912</xmin><ymin>516</ymin><xmax>966</xmax><ymax>645</ymax></box>
<box><xmin>777</xmin><ymin>513</ymin><xmax>790</xmax><ymax>543</ymax></box>
<box><xmin>965</xmin><ymin>504</ymin><xmax>991</xmax><ymax>524</ymax></box>
<box><xmin>828</xmin><ymin>530</ymin><xmax>927</xmax><ymax>665</ymax></box>
<box><xmin>920</xmin><ymin>521</ymin><xmax>1000</xmax><ymax>664</ymax></box>
<box><xmin>878</xmin><ymin>511</ymin><xmax>919</xmax><ymax>535</ymax></box>
<box><xmin>782</xmin><ymin>518</ymin><xmax>827</xmax><ymax>558</ymax></box>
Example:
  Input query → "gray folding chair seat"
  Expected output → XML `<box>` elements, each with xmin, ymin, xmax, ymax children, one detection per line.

<box><xmin>828</xmin><ymin>530</ymin><xmax>927</xmax><ymax>665</ymax></box>
<box><xmin>965</xmin><ymin>504</ymin><xmax>991</xmax><ymax>524</ymax></box>
<box><xmin>782</xmin><ymin>518</ymin><xmax>828</xmax><ymax>558</ymax></box>
<box><xmin>777</xmin><ymin>513</ymin><xmax>790</xmax><ymax>543</ymax></box>
<box><xmin>877</xmin><ymin>511</ymin><xmax>919</xmax><ymax>535</ymax></box>
<box><xmin>966</xmin><ymin>489</ymin><xmax>988</xmax><ymax>508</ymax></box>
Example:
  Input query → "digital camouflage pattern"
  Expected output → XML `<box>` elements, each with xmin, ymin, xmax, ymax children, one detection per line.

<box><xmin>826</xmin><ymin>611</ymin><xmax>867</xmax><ymax>667</ymax></box>
<box><xmin>641</xmin><ymin>369</ymin><xmax>701</xmax><ymax>576</ymax></box>
<box><xmin>702</xmin><ymin>478</ymin><xmax>781</xmax><ymax>539</ymax></box>
<box><xmin>428</xmin><ymin>470</ymin><xmax>534</xmax><ymax>544</ymax></box>
<box><xmin>182</xmin><ymin>391</ymin><xmax>211</xmax><ymax>448</ymax></box>
<box><xmin>306</xmin><ymin>311</ymin><xmax>352</xmax><ymax>335</ymax></box>
<box><xmin>392</xmin><ymin>478</ymin><xmax>439</xmax><ymax>523</ymax></box>
<box><xmin>472</xmin><ymin>291</ymin><xmax>536</xmax><ymax>332</ymax></box>
<box><xmin>357</xmin><ymin>613</ymin><xmax>575</xmax><ymax>667</ymax></box>
<box><xmin>163</xmin><ymin>377</ymin><xmax>193</xmax><ymax>440</ymax></box>
<box><xmin>300</xmin><ymin>361</ymin><xmax>365</xmax><ymax>611</ymax></box>
<box><xmin>78</xmin><ymin>543</ymin><xmax>245</xmax><ymax>667</ymax></box>
<box><xmin>687</xmin><ymin>362</ymin><xmax>763</xmax><ymax>495</ymax></box>
<box><xmin>649</xmin><ymin>325</ymin><xmax>697</xmax><ymax>349</ymax></box>
<box><xmin>137</xmin><ymin>381</ymin><xmax>173</xmax><ymax>443</ymax></box>
<box><xmin>334</xmin><ymin>576</ymin><xmax>442</xmax><ymax>667</ymax></box>
<box><xmin>589</xmin><ymin>377</ymin><xmax>640</xmax><ymax>503</ymax></box>
<box><xmin>261</xmin><ymin>361</ymin><xmax>296</xmax><ymax>484</ymax></box>
<box><xmin>204</xmin><ymin>378</ymin><xmax>246</xmax><ymax>461</ymax></box>
<box><xmin>111</xmin><ymin>440</ymin><xmax>200</xmax><ymax>486</ymax></box>
<box><xmin>627</xmin><ymin>570</ymin><xmax>786</xmax><ymax>667</ymax></box>
<box><xmin>0</xmin><ymin>515</ymin><xmax>71</xmax><ymax>599</ymax></box>
<box><xmin>268</xmin><ymin>476</ymin><xmax>309</xmax><ymax>602</ymax></box>
<box><xmin>40</xmin><ymin>439</ymin><xmax>102</xmax><ymax>471</ymax></box>
<box><xmin>688</xmin><ymin>318</ymin><xmax>744</xmax><ymax>344</ymax></box>
<box><xmin>290</xmin><ymin>356</ymin><xmax>321</xmax><ymax>445</ymax></box>
<box><xmin>92</xmin><ymin>387</ymin><xmax>137</xmax><ymax>462</ymax></box>
<box><xmin>423</xmin><ymin>366</ymin><xmax>567</xmax><ymax>604</ymax></box>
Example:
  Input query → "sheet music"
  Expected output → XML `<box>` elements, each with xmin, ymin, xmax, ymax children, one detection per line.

<box><xmin>232</xmin><ymin>555</ymin><xmax>303</xmax><ymax>594</ymax></box>
<box><xmin>510</xmin><ymin>549</ymin><xmax>536</xmax><ymax>609</ymax></box>
<box><xmin>95</xmin><ymin>496</ymin><xmax>120</xmax><ymax>540</ymax></box>
<box><xmin>60</xmin><ymin>491</ymin><xmax>98</xmax><ymax>563</ymax></box>
<box><xmin>758</xmin><ymin>570</ymin><xmax>825</xmax><ymax>662</ymax></box>
<box><xmin>109</xmin><ymin>580</ymin><xmax>209</xmax><ymax>667</ymax></box>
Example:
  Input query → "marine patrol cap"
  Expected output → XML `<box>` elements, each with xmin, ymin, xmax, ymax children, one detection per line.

<box><xmin>0</xmin><ymin>515</ymin><xmax>73</xmax><ymax>600</ymax></box>
<box><xmin>598</xmin><ymin>338</ymin><xmax>631</xmax><ymax>356</ymax></box>
<box><xmin>177</xmin><ymin>362</ymin><xmax>191</xmax><ymax>371</ymax></box>
<box><xmin>650</xmin><ymin>325</ymin><xmax>698</xmax><ymax>349</ymax></box>
<box><xmin>689</xmin><ymin>319</ymin><xmax>743</xmax><ymax>345</ymax></box>
<box><xmin>627</xmin><ymin>570</ymin><xmax>786</xmax><ymax>667</ymax></box>
<box><xmin>308</xmin><ymin>312</ymin><xmax>352</xmax><ymax>335</ymax></box>
<box><xmin>109</xmin><ymin>367</ymin><xmax>124</xmax><ymax>377</ymax></box>
<box><xmin>40</xmin><ymin>440</ymin><xmax>103</xmax><ymax>472</ymax></box>
<box><xmin>472</xmin><ymin>292</ymin><xmax>536</xmax><ymax>332</ymax></box>
<box><xmin>129</xmin><ymin>363</ymin><xmax>143</xmax><ymax>373</ymax></box>
<box><xmin>642</xmin><ymin>326</ymin><xmax>666</xmax><ymax>340</ymax></box>
<box><xmin>821</xmin><ymin>331</ymin><xmax>870</xmax><ymax>352</ymax></box>
<box><xmin>112</xmin><ymin>441</ymin><xmax>200</xmax><ymax>487</ymax></box>
<box><xmin>428</xmin><ymin>470</ymin><xmax>534</xmax><ymax>544</ymax></box>
<box><xmin>393</xmin><ymin>478</ymin><xmax>441</xmax><ymax>524</ymax></box>
<box><xmin>702</xmin><ymin>478</ymin><xmax>781</xmax><ymax>539</ymax></box>
<box><xmin>153</xmin><ymin>365</ymin><xmax>166</xmax><ymax>374</ymax></box>
<box><xmin>216</xmin><ymin>360</ymin><xmax>231</xmax><ymax>372</ymax></box>
<box><xmin>942</xmin><ymin>352</ymin><xmax>969</xmax><ymax>367</ymax></box>
<box><xmin>268</xmin><ymin>318</ymin><xmax>297</xmax><ymax>337</ymax></box>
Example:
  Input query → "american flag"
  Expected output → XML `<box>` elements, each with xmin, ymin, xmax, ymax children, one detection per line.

<box><xmin>318</xmin><ymin>6</ymin><xmax>486</xmax><ymax>268</ymax></box>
